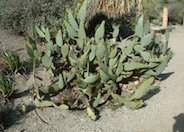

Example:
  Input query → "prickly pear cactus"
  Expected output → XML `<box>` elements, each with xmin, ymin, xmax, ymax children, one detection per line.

<box><xmin>26</xmin><ymin>0</ymin><xmax>172</xmax><ymax>120</ymax></box>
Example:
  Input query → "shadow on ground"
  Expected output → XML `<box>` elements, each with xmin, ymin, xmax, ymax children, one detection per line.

<box><xmin>173</xmin><ymin>113</ymin><xmax>184</xmax><ymax>132</ymax></box>
<box><xmin>143</xmin><ymin>87</ymin><xmax>160</xmax><ymax>101</ymax></box>
<box><xmin>143</xmin><ymin>72</ymin><xmax>174</xmax><ymax>102</ymax></box>
<box><xmin>0</xmin><ymin>88</ymin><xmax>35</xmax><ymax>131</ymax></box>
<box><xmin>2</xmin><ymin>104</ymin><xmax>35</xmax><ymax>129</ymax></box>
<box><xmin>158</xmin><ymin>72</ymin><xmax>174</xmax><ymax>81</ymax></box>
<box><xmin>11</xmin><ymin>86</ymin><xmax>33</xmax><ymax>99</ymax></box>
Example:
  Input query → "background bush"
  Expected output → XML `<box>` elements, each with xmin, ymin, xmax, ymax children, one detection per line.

<box><xmin>0</xmin><ymin>0</ymin><xmax>74</xmax><ymax>35</ymax></box>
<box><xmin>144</xmin><ymin>0</ymin><xmax>184</xmax><ymax>25</ymax></box>
<box><xmin>168</xmin><ymin>1</ymin><xmax>184</xmax><ymax>24</ymax></box>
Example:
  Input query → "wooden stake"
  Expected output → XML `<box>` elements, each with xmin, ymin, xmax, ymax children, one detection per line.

<box><xmin>162</xmin><ymin>4</ymin><xmax>168</xmax><ymax>28</ymax></box>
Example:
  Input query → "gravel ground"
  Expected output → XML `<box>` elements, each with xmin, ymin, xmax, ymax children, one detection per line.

<box><xmin>1</xmin><ymin>26</ymin><xmax>184</xmax><ymax>132</ymax></box>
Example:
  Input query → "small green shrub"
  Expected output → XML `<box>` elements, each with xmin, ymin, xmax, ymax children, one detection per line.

<box><xmin>0</xmin><ymin>73</ymin><xmax>13</xmax><ymax>98</ymax></box>
<box><xmin>0</xmin><ymin>50</ymin><xmax>23</xmax><ymax>74</ymax></box>
<box><xmin>27</xmin><ymin>0</ymin><xmax>173</xmax><ymax>120</ymax></box>
<box><xmin>0</xmin><ymin>0</ymin><xmax>74</xmax><ymax>35</ymax></box>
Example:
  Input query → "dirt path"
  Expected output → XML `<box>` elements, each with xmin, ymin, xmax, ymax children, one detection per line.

<box><xmin>1</xmin><ymin>26</ymin><xmax>184</xmax><ymax>132</ymax></box>
<box><xmin>0</xmin><ymin>30</ymin><xmax>28</xmax><ymax>60</ymax></box>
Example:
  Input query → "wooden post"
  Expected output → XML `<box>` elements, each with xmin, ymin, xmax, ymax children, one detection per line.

<box><xmin>162</xmin><ymin>4</ymin><xmax>168</xmax><ymax>28</ymax></box>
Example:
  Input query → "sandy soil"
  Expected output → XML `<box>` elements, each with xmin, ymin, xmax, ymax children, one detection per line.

<box><xmin>0</xmin><ymin>26</ymin><xmax>184</xmax><ymax>132</ymax></box>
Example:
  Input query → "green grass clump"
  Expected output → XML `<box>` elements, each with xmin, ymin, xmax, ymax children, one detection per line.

<box><xmin>0</xmin><ymin>50</ymin><xmax>22</xmax><ymax>74</ymax></box>
<box><xmin>0</xmin><ymin>73</ymin><xmax>13</xmax><ymax>98</ymax></box>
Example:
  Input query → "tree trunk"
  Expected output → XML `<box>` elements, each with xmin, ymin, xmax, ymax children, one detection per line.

<box><xmin>162</xmin><ymin>4</ymin><xmax>168</xmax><ymax>28</ymax></box>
